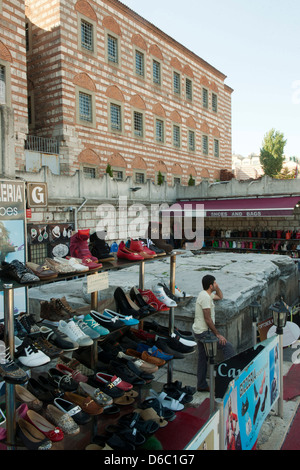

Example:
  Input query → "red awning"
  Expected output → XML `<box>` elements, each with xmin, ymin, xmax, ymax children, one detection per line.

<box><xmin>164</xmin><ymin>196</ymin><xmax>300</xmax><ymax>218</ymax></box>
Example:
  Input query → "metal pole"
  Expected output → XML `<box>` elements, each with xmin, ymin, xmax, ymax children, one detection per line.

<box><xmin>4</xmin><ymin>284</ymin><xmax>16</xmax><ymax>450</ymax></box>
<box><xmin>167</xmin><ymin>254</ymin><xmax>176</xmax><ymax>384</ymax></box>
<box><xmin>139</xmin><ymin>260</ymin><xmax>145</xmax><ymax>291</ymax></box>
<box><xmin>278</xmin><ymin>333</ymin><xmax>284</xmax><ymax>419</ymax></box>
<box><xmin>90</xmin><ymin>291</ymin><xmax>99</xmax><ymax>370</ymax></box>
<box><xmin>209</xmin><ymin>361</ymin><xmax>216</xmax><ymax>416</ymax></box>
<box><xmin>252</xmin><ymin>320</ymin><xmax>257</xmax><ymax>346</ymax></box>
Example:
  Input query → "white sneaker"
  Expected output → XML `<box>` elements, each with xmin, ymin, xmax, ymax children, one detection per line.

<box><xmin>58</xmin><ymin>320</ymin><xmax>93</xmax><ymax>347</ymax></box>
<box><xmin>14</xmin><ymin>336</ymin><xmax>50</xmax><ymax>367</ymax></box>
<box><xmin>151</xmin><ymin>285</ymin><xmax>177</xmax><ymax>307</ymax></box>
<box><xmin>174</xmin><ymin>286</ymin><xmax>190</xmax><ymax>298</ymax></box>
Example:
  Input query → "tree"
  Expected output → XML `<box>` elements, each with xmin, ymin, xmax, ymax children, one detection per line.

<box><xmin>157</xmin><ymin>171</ymin><xmax>164</xmax><ymax>185</ymax></box>
<box><xmin>105</xmin><ymin>163</ymin><xmax>113</xmax><ymax>177</ymax></box>
<box><xmin>259</xmin><ymin>128</ymin><xmax>287</xmax><ymax>177</ymax></box>
<box><xmin>188</xmin><ymin>174</ymin><xmax>195</xmax><ymax>186</ymax></box>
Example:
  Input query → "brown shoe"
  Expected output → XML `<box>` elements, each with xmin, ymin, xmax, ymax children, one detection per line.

<box><xmin>52</xmin><ymin>297</ymin><xmax>76</xmax><ymax>318</ymax></box>
<box><xmin>40</xmin><ymin>300</ymin><xmax>69</xmax><ymax>322</ymax></box>
<box><xmin>26</xmin><ymin>262</ymin><xmax>58</xmax><ymax>281</ymax></box>
<box><xmin>64</xmin><ymin>392</ymin><xmax>103</xmax><ymax>415</ymax></box>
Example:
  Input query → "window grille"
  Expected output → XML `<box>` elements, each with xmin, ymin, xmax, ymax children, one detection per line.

<box><xmin>113</xmin><ymin>170</ymin><xmax>123</xmax><ymax>181</ymax></box>
<box><xmin>156</xmin><ymin>120</ymin><xmax>164</xmax><ymax>143</ymax></box>
<box><xmin>173</xmin><ymin>72</ymin><xmax>181</xmax><ymax>95</ymax></box>
<box><xmin>186</xmin><ymin>78</ymin><xmax>192</xmax><ymax>100</ymax></box>
<box><xmin>202</xmin><ymin>135</ymin><xmax>208</xmax><ymax>155</ymax></box>
<box><xmin>0</xmin><ymin>65</ymin><xmax>5</xmax><ymax>104</ymax></box>
<box><xmin>212</xmin><ymin>93</ymin><xmax>218</xmax><ymax>112</ymax></box>
<box><xmin>135</xmin><ymin>50</ymin><xmax>144</xmax><ymax>76</ymax></box>
<box><xmin>79</xmin><ymin>92</ymin><xmax>92</xmax><ymax>122</ymax></box>
<box><xmin>81</xmin><ymin>20</ymin><xmax>93</xmax><ymax>51</ymax></box>
<box><xmin>133</xmin><ymin>111</ymin><xmax>143</xmax><ymax>137</ymax></box>
<box><xmin>135</xmin><ymin>172</ymin><xmax>145</xmax><ymax>184</ymax></box>
<box><xmin>110</xmin><ymin>103</ymin><xmax>121</xmax><ymax>131</ymax></box>
<box><xmin>108</xmin><ymin>35</ymin><xmax>118</xmax><ymax>63</ymax></box>
<box><xmin>188</xmin><ymin>130</ymin><xmax>195</xmax><ymax>151</ymax></box>
<box><xmin>83</xmin><ymin>167</ymin><xmax>96</xmax><ymax>179</ymax></box>
<box><xmin>214</xmin><ymin>139</ymin><xmax>219</xmax><ymax>157</ymax></box>
<box><xmin>153</xmin><ymin>60</ymin><xmax>161</xmax><ymax>85</ymax></box>
<box><xmin>202</xmin><ymin>88</ymin><xmax>208</xmax><ymax>109</ymax></box>
<box><xmin>173</xmin><ymin>125</ymin><xmax>180</xmax><ymax>148</ymax></box>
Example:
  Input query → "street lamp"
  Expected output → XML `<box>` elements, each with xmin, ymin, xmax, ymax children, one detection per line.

<box><xmin>269</xmin><ymin>300</ymin><xmax>289</xmax><ymax>419</ymax></box>
<box><xmin>250</xmin><ymin>300</ymin><xmax>261</xmax><ymax>346</ymax></box>
<box><xmin>202</xmin><ymin>330</ymin><xmax>219</xmax><ymax>416</ymax></box>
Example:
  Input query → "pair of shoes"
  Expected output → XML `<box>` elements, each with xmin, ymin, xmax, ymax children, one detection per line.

<box><xmin>57</xmin><ymin>354</ymin><xmax>94</xmax><ymax>377</ymax></box>
<box><xmin>40</xmin><ymin>325</ymin><xmax>78</xmax><ymax>351</ymax></box>
<box><xmin>89</xmin><ymin>231</ymin><xmax>115</xmax><ymax>262</ymax></box>
<box><xmin>162</xmin><ymin>383</ymin><xmax>194</xmax><ymax>404</ymax></box>
<box><xmin>64</xmin><ymin>391</ymin><xmax>103</xmax><ymax>416</ymax></box>
<box><xmin>27</xmin><ymin>377</ymin><xmax>63</xmax><ymax>403</ymax></box>
<box><xmin>45</xmin><ymin>257</ymin><xmax>77</xmax><ymax>274</ymax></box>
<box><xmin>83</xmin><ymin>313</ymin><xmax>110</xmax><ymax>336</ymax></box>
<box><xmin>125</xmin><ymin>348</ymin><xmax>166</xmax><ymax>367</ymax></box>
<box><xmin>139</xmin><ymin>397</ymin><xmax>176</xmax><ymax>422</ymax></box>
<box><xmin>105</xmin><ymin>421</ymin><xmax>146</xmax><ymax>447</ymax></box>
<box><xmin>138</xmin><ymin>289</ymin><xmax>170</xmax><ymax>312</ymax></box>
<box><xmin>143</xmin><ymin>320</ymin><xmax>195</xmax><ymax>340</ymax></box>
<box><xmin>143</xmin><ymin>239</ymin><xmax>166</xmax><ymax>256</ymax></box>
<box><xmin>136</xmin><ymin>343</ymin><xmax>173</xmax><ymax>361</ymax></box>
<box><xmin>151</xmin><ymin>284</ymin><xmax>177</xmax><ymax>307</ymax></box>
<box><xmin>67</xmin><ymin>256</ymin><xmax>103</xmax><ymax>270</ymax></box>
<box><xmin>103</xmin><ymin>308</ymin><xmax>139</xmax><ymax>326</ymax></box>
<box><xmin>58</xmin><ymin>320</ymin><xmax>93</xmax><ymax>347</ymax></box>
<box><xmin>54</xmin><ymin>397</ymin><xmax>91</xmax><ymax>425</ymax></box>
<box><xmin>0</xmin><ymin>342</ymin><xmax>28</xmax><ymax>384</ymax></box>
<box><xmin>117</xmin><ymin>241</ymin><xmax>144</xmax><ymax>261</ymax></box>
<box><xmin>156</xmin><ymin>336</ymin><xmax>196</xmax><ymax>356</ymax></box>
<box><xmin>25</xmin><ymin>409</ymin><xmax>64</xmax><ymax>442</ymax></box>
<box><xmin>126</xmin><ymin>239</ymin><xmax>157</xmax><ymax>259</ymax></box>
<box><xmin>40</xmin><ymin>297</ymin><xmax>76</xmax><ymax>324</ymax></box>
<box><xmin>45</xmin><ymin>404</ymin><xmax>80</xmax><ymax>436</ymax></box>
<box><xmin>129</xmin><ymin>286</ymin><xmax>156</xmax><ymax>313</ymax></box>
<box><xmin>56</xmin><ymin>362</ymin><xmax>88</xmax><ymax>383</ymax></box>
<box><xmin>108</xmin><ymin>359</ymin><xmax>146</xmax><ymax>386</ymax></box>
<box><xmin>1</xmin><ymin>260</ymin><xmax>40</xmax><ymax>283</ymax></box>
<box><xmin>94</xmin><ymin>372</ymin><xmax>129</xmax><ymax>396</ymax></box>
<box><xmin>54</xmin><ymin>256</ymin><xmax>89</xmax><ymax>273</ymax></box>
<box><xmin>112</xmin><ymin>357</ymin><xmax>154</xmax><ymax>384</ymax></box>
<box><xmin>32</xmin><ymin>335</ymin><xmax>63</xmax><ymax>359</ymax></box>
<box><xmin>17</xmin><ymin>418</ymin><xmax>52</xmax><ymax>450</ymax></box>
<box><xmin>165</xmin><ymin>380</ymin><xmax>196</xmax><ymax>396</ymax></box>
<box><xmin>15</xmin><ymin>335</ymin><xmax>51</xmax><ymax>367</ymax></box>
<box><xmin>18</xmin><ymin>313</ymin><xmax>40</xmax><ymax>336</ymax></box>
<box><xmin>155</xmin><ymin>338</ymin><xmax>185</xmax><ymax>359</ymax></box>
<box><xmin>26</xmin><ymin>261</ymin><xmax>58</xmax><ymax>281</ymax></box>
<box><xmin>69</xmin><ymin>229</ymin><xmax>103</xmax><ymax>269</ymax></box>
<box><xmin>47</xmin><ymin>367</ymin><xmax>78</xmax><ymax>392</ymax></box>
<box><xmin>73</xmin><ymin>315</ymin><xmax>101</xmax><ymax>340</ymax></box>
<box><xmin>114</xmin><ymin>287</ymin><xmax>145</xmax><ymax>318</ymax></box>
<box><xmin>119</xmin><ymin>411</ymin><xmax>160</xmax><ymax>435</ymax></box>
<box><xmin>90</xmin><ymin>310</ymin><xmax>125</xmax><ymax>332</ymax></box>
<box><xmin>148</xmin><ymin>389</ymin><xmax>185</xmax><ymax>411</ymax></box>
<box><xmin>117</xmin><ymin>351</ymin><xmax>158</xmax><ymax>374</ymax></box>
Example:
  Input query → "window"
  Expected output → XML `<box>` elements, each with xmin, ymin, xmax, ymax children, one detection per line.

<box><xmin>153</xmin><ymin>60</ymin><xmax>161</xmax><ymax>85</ymax></box>
<box><xmin>110</xmin><ymin>103</ymin><xmax>122</xmax><ymax>132</ymax></box>
<box><xmin>186</xmin><ymin>78</ymin><xmax>193</xmax><ymax>101</ymax></box>
<box><xmin>214</xmin><ymin>139</ymin><xmax>219</xmax><ymax>158</ymax></box>
<box><xmin>135</xmin><ymin>172</ymin><xmax>145</xmax><ymax>184</ymax></box>
<box><xmin>173</xmin><ymin>177</ymin><xmax>181</xmax><ymax>185</ymax></box>
<box><xmin>113</xmin><ymin>170</ymin><xmax>123</xmax><ymax>181</ymax></box>
<box><xmin>202</xmin><ymin>88</ymin><xmax>208</xmax><ymax>109</ymax></box>
<box><xmin>212</xmin><ymin>93</ymin><xmax>218</xmax><ymax>113</ymax></box>
<box><xmin>81</xmin><ymin>19</ymin><xmax>94</xmax><ymax>52</ymax></box>
<box><xmin>202</xmin><ymin>135</ymin><xmax>209</xmax><ymax>155</ymax></box>
<box><xmin>135</xmin><ymin>50</ymin><xmax>145</xmax><ymax>77</ymax></box>
<box><xmin>83</xmin><ymin>167</ymin><xmax>96</xmax><ymax>179</ymax></box>
<box><xmin>0</xmin><ymin>65</ymin><xmax>5</xmax><ymax>104</ymax></box>
<box><xmin>173</xmin><ymin>71</ymin><xmax>181</xmax><ymax>95</ymax></box>
<box><xmin>79</xmin><ymin>91</ymin><xmax>92</xmax><ymax>122</ymax></box>
<box><xmin>107</xmin><ymin>34</ymin><xmax>118</xmax><ymax>64</ymax></box>
<box><xmin>173</xmin><ymin>125</ymin><xmax>181</xmax><ymax>148</ymax></box>
<box><xmin>133</xmin><ymin>111</ymin><xmax>143</xmax><ymax>138</ymax></box>
<box><xmin>188</xmin><ymin>130</ymin><xmax>195</xmax><ymax>152</ymax></box>
<box><xmin>155</xmin><ymin>119</ymin><xmax>164</xmax><ymax>143</ymax></box>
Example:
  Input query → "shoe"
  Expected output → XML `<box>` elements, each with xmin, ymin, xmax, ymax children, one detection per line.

<box><xmin>0</xmin><ymin>342</ymin><xmax>28</xmax><ymax>384</ymax></box>
<box><xmin>157</xmin><ymin>282</ymin><xmax>178</xmax><ymax>302</ymax></box>
<box><xmin>55</xmin><ymin>362</ymin><xmax>88</xmax><ymax>383</ymax></box>
<box><xmin>77</xmin><ymin>381</ymin><xmax>113</xmax><ymax>406</ymax></box>
<box><xmin>53</xmin><ymin>296</ymin><xmax>77</xmax><ymax>318</ymax></box>
<box><xmin>165</xmin><ymin>380</ymin><xmax>196</xmax><ymax>396</ymax></box>
<box><xmin>136</xmin><ymin>343</ymin><xmax>173</xmax><ymax>361</ymax></box>
<box><xmin>40</xmin><ymin>325</ymin><xmax>78</xmax><ymax>351</ymax></box>
<box><xmin>69</xmin><ymin>229</ymin><xmax>99</xmax><ymax>262</ymax></box>
<box><xmin>0</xmin><ymin>260</ymin><xmax>40</xmax><ymax>283</ymax></box>
<box><xmin>45</xmin><ymin>404</ymin><xmax>80</xmax><ymax>436</ymax></box>
<box><xmin>58</xmin><ymin>320</ymin><xmax>93</xmax><ymax>347</ymax></box>
<box><xmin>89</xmin><ymin>231</ymin><xmax>115</xmax><ymax>262</ymax></box>
<box><xmin>108</xmin><ymin>359</ymin><xmax>146</xmax><ymax>386</ymax></box>
<box><xmin>139</xmin><ymin>397</ymin><xmax>175</xmax><ymax>421</ymax></box>
<box><xmin>15</xmin><ymin>336</ymin><xmax>51</xmax><ymax>367</ymax></box>
<box><xmin>90</xmin><ymin>310</ymin><xmax>125</xmax><ymax>332</ymax></box>
<box><xmin>155</xmin><ymin>338</ymin><xmax>185</xmax><ymax>359</ymax></box>
<box><xmin>157</xmin><ymin>336</ymin><xmax>196</xmax><ymax>355</ymax></box>
<box><xmin>114</xmin><ymin>287</ymin><xmax>144</xmax><ymax>318</ymax></box>
<box><xmin>15</xmin><ymin>385</ymin><xmax>43</xmax><ymax>411</ymax></box>
<box><xmin>25</xmin><ymin>409</ymin><xmax>64</xmax><ymax>442</ymax></box>
<box><xmin>102</xmin><ymin>309</ymin><xmax>139</xmax><ymax>326</ymax></box>
<box><xmin>45</xmin><ymin>257</ymin><xmax>77</xmax><ymax>274</ymax></box>
<box><xmin>161</xmin><ymin>385</ymin><xmax>193</xmax><ymax>404</ymax></box>
<box><xmin>57</xmin><ymin>354</ymin><xmax>94</xmax><ymax>377</ymax></box>
<box><xmin>117</xmin><ymin>241</ymin><xmax>144</xmax><ymax>261</ymax></box>
<box><xmin>27</xmin><ymin>377</ymin><xmax>60</xmax><ymax>403</ymax></box>
<box><xmin>129</xmin><ymin>286</ymin><xmax>156</xmax><ymax>313</ymax></box>
<box><xmin>63</xmin><ymin>392</ymin><xmax>103</xmax><ymax>416</ymax></box>
<box><xmin>125</xmin><ymin>348</ymin><xmax>166</xmax><ymax>367</ymax></box>
<box><xmin>151</xmin><ymin>284</ymin><xmax>177</xmax><ymax>307</ymax></box>
<box><xmin>76</xmin><ymin>257</ymin><xmax>103</xmax><ymax>270</ymax></box>
<box><xmin>174</xmin><ymin>286</ymin><xmax>190</xmax><ymax>298</ymax></box>
<box><xmin>40</xmin><ymin>299</ymin><xmax>70</xmax><ymax>323</ymax></box>
<box><xmin>116</xmin><ymin>357</ymin><xmax>154</xmax><ymax>383</ymax></box>
<box><xmin>128</xmin><ymin>239</ymin><xmax>156</xmax><ymax>259</ymax></box>
<box><xmin>84</xmin><ymin>313</ymin><xmax>110</xmax><ymax>337</ymax></box>
<box><xmin>138</xmin><ymin>289</ymin><xmax>170</xmax><ymax>312</ymax></box>
<box><xmin>18</xmin><ymin>313</ymin><xmax>41</xmax><ymax>336</ymax></box>
<box><xmin>32</xmin><ymin>336</ymin><xmax>63</xmax><ymax>359</ymax></box>
<box><xmin>47</xmin><ymin>367</ymin><xmax>79</xmax><ymax>392</ymax></box>
<box><xmin>118</xmin><ymin>411</ymin><xmax>160</xmax><ymax>435</ymax></box>
<box><xmin>26</xmin><ymin>262</ymin><xmax>58</xmax><ymax>281</ymax></box>
<box><xmin>117</xmin><ymin>351</ymin><xmax>158</xmax><ymax>374</ymax></box>
<box><xmin>148</xmin><ymin>389</ymin><xmax>185</xmax><ymax>411</ymax></box>
<box><xmin>17</xmin><ymin>418</ymin><xmax>52</xmax><ymax>450</ymax></box>
<box><xmin>54</xmin><ymin>256</ymin><xmax>89</xmax><ymax>273</ymax></box>
<box><xmin>95</xmin><ymin>372</ymin><xmax>130</xmax><ymax>395</ymax></box>
<box><xmin>146</xmin><ymin>239</ymin><xmax>166</xmax><ymax>256</ymax></box>
<box><xmin>54</xmin><ymin>397</ymin><xmax>92</xmax><ymax>425</ymax></box>
<box><xmin>73</xmin><ymin>315</ymin><xmax>101</xmax><ymax>339</ymax></box>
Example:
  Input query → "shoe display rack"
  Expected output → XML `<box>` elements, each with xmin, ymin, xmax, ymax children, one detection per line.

<box><xmin>0</xmin><ymin>252</ymin><xmax>180</xmax><ymax>450</ymax></box>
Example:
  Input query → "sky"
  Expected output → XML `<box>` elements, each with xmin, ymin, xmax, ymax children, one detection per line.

<box><xmin>121</xmin><ymin>0</ymin><xmax>300</xmax><ymax>158</ymax></box>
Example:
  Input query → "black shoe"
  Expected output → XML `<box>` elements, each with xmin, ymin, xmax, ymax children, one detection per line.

<box><xmin>40</xmin><ymin>324</ymin><xmax>78</xmax><ymax>351</ymax></box>
<box><xmin>0</xmin><ymin>344</ymin><xmax>28</xmax><ymax>384</ymax></box>
<box><xmin>155</xmin><ymin>338</ymin><xmax>185</xmax><ymax>359</ymax></box>
<box><xmin>108</xmin><ymin>359</ymin><xmax>146</xmax><ymax>386</ymax></box>
<box><xmin>90</xmin><ymin>232</ymin><xmax>115</xmax><ymax>262</ymax></box>
<box><xmin>0</xmin><ymin>260</ymin><xmax>40</xmax><ymax>283</ymax></box>
<box><xmin>114</xmin><ymin>287</ymin><xmax>144</xmax><ymax>318</ymax></box>
<box><xmin>116</xmin><ymin>357</ymin><xmax>154</xmax><ymax>382</ymax></box>
<box><xmin>47</xmin><ymin>368</ymin><xmax>78</xmax><ymax>392</ymax></box>
<box><xmin>129</xmin><ymin>287</ymin><xmax>156</xmax><ymax>313</ymax></box>
<box><xmin>27</xmin><ymin>377</ymin><xmax>55</xmax><ymax>403</ymax></box>
<box><xmin>90</xmin><ymin>310</ymin><xmax>125</xmax><ymax>331</ymax></box>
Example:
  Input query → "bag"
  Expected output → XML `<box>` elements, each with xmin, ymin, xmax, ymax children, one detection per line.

<box><xmin>286</xmin><ymin>231</ymin><xmax>292</xmax><ymax>240</ymax></box>
<box><xmin>296</xmin><ymin>232</ymin><xmax>300</xmax><ymax>240</ymax></box>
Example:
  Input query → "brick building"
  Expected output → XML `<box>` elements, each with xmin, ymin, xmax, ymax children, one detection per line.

<box><xmin>24</xmin><ymin>0</ymin><xmax>233</xmax><ymax>185</ymax></box>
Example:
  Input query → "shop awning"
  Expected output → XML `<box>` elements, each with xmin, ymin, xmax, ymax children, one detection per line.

<box><xmin>163</xmin><ymin>196</ymin><xmax>300</xmax><ymax>218</ymax></box>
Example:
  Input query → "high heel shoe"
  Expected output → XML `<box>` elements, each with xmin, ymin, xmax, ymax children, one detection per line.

<box><xmin>129</xmin><ymin>286</ymin><xmax>156</xmax><ymax>313</ymax></box>
<box><xmin>114</xmin><ymin>287</ymin><xmax>143</xmax><ymax>318</ymax></box>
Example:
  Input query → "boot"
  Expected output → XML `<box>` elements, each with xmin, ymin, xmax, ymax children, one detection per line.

<box><xmin>89</xmin><ymin>231</ymin><xmax>115</xmax><ymax>262</ymax></box>
<box><xmin>69</xmin><ymin>229</ymin><xmax>98</xmax><ymax>262</ymax></box>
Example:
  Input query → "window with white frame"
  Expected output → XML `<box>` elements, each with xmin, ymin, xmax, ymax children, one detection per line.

<box><xmin>214</xmin><ymin>138</ymin><xmax>219</xmax><ymax>157</ymax></box>
<box><xmin>173</xmin><ymin>71</ymin><xmax>181</xmax><ymax>95</ymax></box>
<box><xmin>81</xmin><ymin>19</ymin><xmax>94</xmax><ymax>52</ymax></box>
<box><xmin>79</xmin><ymin>91</ymin><xmax>92</xmax><ymax>122</ymax></box>
<box><xmin>188</xmin><ymin>130</ymin><xmax>196</xmax><ymax>152</ymax></box>
<box><xmin>153</xmin><ymin>60</ymin><xmax>161</xmax><ymax>85</ymax></box>
<box><xmin>202</xmin><ymin>135</ymin><xmax>209</xmax><ymax>155</ymax></box>
<box><xmin>202</xmin><ymin>87</ymin><xmax>208</xmax><ymax>109</ymax></box>
<box><xmin>173</xmin><ymin>125</ymin><xmax>181</xmax><ymax>148</ymax></box>
<box><xmin>107</xmin><ymin>34</ymin><xmax>119</xmax><ymax>64</ymax></box>
<box><xmin>135</xmin><ymin>50</ymin><xmax>145</xmax><ymax>77</ymax></box>
<box><xmin>186</xmin><ymin>78</ymin><xmax>193</xmax><ymax>101</ymax></box>
<box><xmin>212</xmin><ymin>93</ymin><xmax>218</xmax><ymax>113</ymax></box>
<box><xmin>0</xmin><ymin>65</ymin><xmax>5</xmax><ymax>104</ymax></box>
<box><xmin>133</xmin><ymin>111</ymin><xmax>143</xmax><ymax>138</ymax></box>
<box><xmin>110</xmin><ymin>103</ymin><xmax>122</xmax><ymax>132</ymax></box>
<box><xmin>155</xmin><ymin>119</ymin><xmax>164</xmax><ymax>143</ymax></box>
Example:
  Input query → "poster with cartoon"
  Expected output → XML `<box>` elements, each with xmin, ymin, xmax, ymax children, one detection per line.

<box><xmin>0</xmin><ymin>180</ymin><xmax>26</xmax><ymax>320</ymax></box>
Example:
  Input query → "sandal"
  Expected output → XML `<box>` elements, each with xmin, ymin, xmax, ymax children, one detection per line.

<box><xmin>140</xmin><ymin>397</ymin><xmax>175</xmax><ymax>421</ymax></box>
<box><xmin>149</xmin><ymin>390</ymin><xmax>184</xmax><ymax>411</ymax></box>
<box><xmin>119</xmin><ymin>412</ymin><xmax>160</xmax><ymax>435</ymax></box>
<box><xmin>135</xmin><ymin>407</ymin><xmax>168</xmax><ymax>428</ymax></box>
<box><xmin>162</xmin><ymin>384</ymin><xmax>194</xmax><ymax>404</ymax></box>
<box><xmin>105</xmin><ymin>423</ymin><xmax>146</xmax><ymax>447</ymax></box>
<box><xmin>167</xmin><ymin>380</ymin><xmax>196</xmax><ymax>396</ymax></box>
<box><xmin>113</xmin><ymin>395</ymin><xmax>135</xmax><ymax>406</ymax></box>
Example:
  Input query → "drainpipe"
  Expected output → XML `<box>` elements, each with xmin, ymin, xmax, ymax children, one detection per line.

<box><xmin>72</xmin><ymin>198</ymin><xmax>88</xmax><ymax>232</ymax></box>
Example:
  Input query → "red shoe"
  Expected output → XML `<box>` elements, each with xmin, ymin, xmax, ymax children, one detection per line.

<box><xmin>130</xmin><ymin>328</ymin><xmax>156</xmax><ymax>342</ymax></box>
<box><xmin>96</xmin><ymin>372</ymin><xmax>133</xmax><ymax>391</ymax></box>
<box><xmin>117</xmin><ymin>241</ymin><xmax>144</xmax><ymax>261</ymax></box>
<box><xmin>25</xmin><ymin>409</ymin><xmax>64</xmax><ymax>442</ymax></box>
<box><xmin>129</xmin><ymin>239</ymin><xmax>157</xmax><ymax>258</ymax></box>
<box><xmin>138</xmin><ymin>289</ymin><xmax>170</xmax><ymax>312</ymax></box>
<box><xmin>55</xmin><ymin>363</ymin><xmax>88</xmax><ymax>383</ymax></box>
<box><xmin>70</xmin><ymin>229</ymin><xmax>99</xmax><ymax>262</ymax></box>
<box><xmin>80</xmin><ymin>257</ymin><xmax>103</xmax><ymax>270</ymax></box>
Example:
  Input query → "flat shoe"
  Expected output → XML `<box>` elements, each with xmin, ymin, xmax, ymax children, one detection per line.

<box><xmin>25</xmin><ymin>409</ymin><xmax>64</xmax><ymax>442</ymax></box>
<box><xmin>45</xmin><ymin>404</ymin><xmax>80</xmax><ymax>436</ymax></box>
<box><xmin>17</xmin><ymin>418</ymin><xmax>52</xmax><ymax>450</ymax></box>
<box><xmin>149</xmin><ymin>390</ymin><xmax>184</xmax><ymax>411</ymax></box>
<box><xmin>113</xmin><ymin>395</ymin><xmax>135</xmax><ymax>406</ymax></box>
<box><xmin>54</xmin><ymin>397</ymin><xmax>91</xmax><ymax>425</ymax></box>
<box><xmin>15</xmin><ymin>385</ymin><xmax>43</xmax><ymax>412</ymax></box>
<box><xmin>64</xmin><ymin>392</ymin><xmax>103</xmax><ymax>415</ymax></box>
<box><xmin>135</xmin><ymin>407</ymin><xmax>168</xmax><ymax>428</ymax></box>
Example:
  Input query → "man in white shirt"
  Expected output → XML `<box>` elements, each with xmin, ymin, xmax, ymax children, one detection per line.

<box><xmin>193</xmin><ymin>275</ymin><xmax>235</xmax><ymax>391</ymax></box>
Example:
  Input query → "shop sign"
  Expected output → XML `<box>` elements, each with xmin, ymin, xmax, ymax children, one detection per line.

<box><xmin>222</xmin><ymin>336</ymin><xmax>279</xmax><ymax>450</ymax></box>
<box><xmin>87</xmin><ymin>272</ymin><xmax>109</xmax><ymax>293</ymax></box>
<box><xmin>184</xmin><ymin>411</ymin><xmax>220</xmax><ymax>450</ymax></box>
<box><xmin>27</xmin><ymin>182</ymin><xmax>48</xmax><ymax>208</ymax></box>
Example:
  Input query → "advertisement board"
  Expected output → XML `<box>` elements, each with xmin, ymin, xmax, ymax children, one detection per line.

<box><xmin>0</xmin><ymin>180</ymin><xmax>27</xmax><ymax>320</ymax></box>
<box><xmin>222</xmin><ymin>336</ymin><xmax>280</xmax><ymax>450</ymax></box>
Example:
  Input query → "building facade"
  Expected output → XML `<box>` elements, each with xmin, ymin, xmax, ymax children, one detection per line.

<box><xmin>25</xmin><ymin>0</ymin><xmax>233</xmax><ymax>185</ymax></box>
